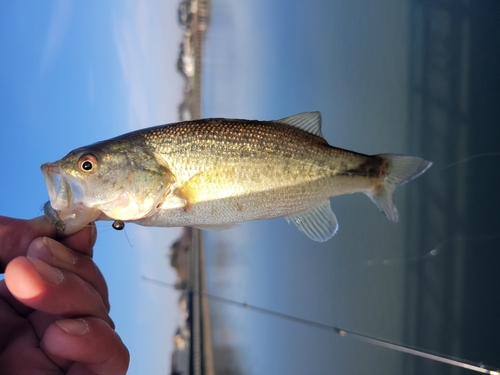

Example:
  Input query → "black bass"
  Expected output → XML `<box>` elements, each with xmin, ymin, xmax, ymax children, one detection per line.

<box><xmin>41</xmin><ymin>112</ymin><xmax>431</xmax><ymax>241</ymax></box>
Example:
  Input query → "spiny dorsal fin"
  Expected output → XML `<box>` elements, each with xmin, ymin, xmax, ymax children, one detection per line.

<box><xmin>277</xmin><ymin>112</ymin><xmax>323</xmax><ymax>137</ymax></box>
<box><xmin>285</xmin><ymin>200</ymin><xmax>338</xmax><ymax>242</ymax></box>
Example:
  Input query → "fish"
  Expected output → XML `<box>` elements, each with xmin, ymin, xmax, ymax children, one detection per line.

<box><xmin>41</xmin><ymin>112</ymin><xmax>432</xmax><ymax>241</ymax></box>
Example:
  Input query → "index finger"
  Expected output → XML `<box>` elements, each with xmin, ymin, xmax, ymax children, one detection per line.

<box><xmin>0</xmin><ymin>215</ymin><xmax>98</xmax><ymax>272</ymax></box>
<box><xmin>59</xmin><ymin>223</ymin><xmax>97</xmax><ymax>256</ymax></box>
<box><xmin>0</xmin><ymin>216</ymin><xmax>56</xmax><ymax>272</ymax></box>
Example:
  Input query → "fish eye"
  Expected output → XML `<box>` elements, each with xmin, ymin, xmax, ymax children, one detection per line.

<box><xmin>78</xmin><ymin>154</ymin><xmax>98</xmax><ymax>173</ymax></box>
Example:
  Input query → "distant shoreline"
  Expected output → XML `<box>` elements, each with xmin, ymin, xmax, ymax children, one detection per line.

<box><xmin>176</xmin><ymin>0</ymin><xmax>212</xmax><ymax>121</ymax></box>
<box><xmin>169</xmin><ymin>1</ymin><xmax>214</xmax><ymax>374</ymax></box>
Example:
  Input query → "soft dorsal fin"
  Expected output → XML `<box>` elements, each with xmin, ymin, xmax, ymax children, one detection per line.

<box><xmin>277</xmin><ymin>112</ymin><xmax>323</xmax><ymax>137</ymax></box>
<box><xmin>285</xmin><ymin>200</ymin><xmax>338</xmax><ymax>242</ymax></box>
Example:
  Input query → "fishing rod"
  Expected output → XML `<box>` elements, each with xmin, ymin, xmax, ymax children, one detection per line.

<box><xmin>143</xmin><ymin>276</ymin><xmax>500</xmax><ymax>375</ymax></box>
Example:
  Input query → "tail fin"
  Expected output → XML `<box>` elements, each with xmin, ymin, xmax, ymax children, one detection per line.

<box><xmin>367</xmin><ymin>154</ymin><xmax>432</xmax><ymax>223</ymax></box>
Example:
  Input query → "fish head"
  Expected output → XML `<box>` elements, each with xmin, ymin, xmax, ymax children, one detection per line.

<box><xmin>41</xmin><ymin>140</ymin><xmax>174</xmax><ymax>222</ymax></box>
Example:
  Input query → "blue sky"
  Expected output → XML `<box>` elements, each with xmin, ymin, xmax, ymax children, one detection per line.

<box><xmin>1</xmin><ymin>1</ymin><xmax>184</xmax><ymax>373</ymax></box>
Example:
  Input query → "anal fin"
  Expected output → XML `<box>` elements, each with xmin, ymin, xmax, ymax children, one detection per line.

<box><xmin>285</xmin><ymin>200</ymin><xmax>338</xmax><ymax>242</ymax></box>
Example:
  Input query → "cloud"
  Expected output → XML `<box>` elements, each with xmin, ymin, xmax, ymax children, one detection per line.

<box><xmin>40</xmin><ymin>0</ymin><xmax>74</xmax><ymax>74</ymax></box>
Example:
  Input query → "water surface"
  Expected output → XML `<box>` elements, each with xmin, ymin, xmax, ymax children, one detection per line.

<box><xmin>201</xmin><ymin>1</ymin><xmax>500</xmax><ymax>374</ymax></box>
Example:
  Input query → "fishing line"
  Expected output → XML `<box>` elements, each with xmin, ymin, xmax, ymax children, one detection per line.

<box><xmin>142</xmin><ymin>276</ymin><xmax>500</xmax><ymax>374</ymax></box>
<box><xmin>365</xmin><ymin>232</ymin><xmax>500</xmax><ymax>267</ymax></box>
<box><xmin>438</xmin><ymin>152</ymin><xmax>500</xmax><ymax>171</ymax></box>
<box><xmin>366</xmin><ymin>248</ymin><xmax>439</xmax><ymax>267</ymax></box>
<box><xmin>111</xmin><ymin>221</ymin><xmax>134</xmax><ymax>247</ymax></box>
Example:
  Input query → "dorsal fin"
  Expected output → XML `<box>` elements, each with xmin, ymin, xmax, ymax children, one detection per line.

<box><xmin>277</xmin><ymin>112</ymin><xmax>323</xmax><ymax>137</ymax></box>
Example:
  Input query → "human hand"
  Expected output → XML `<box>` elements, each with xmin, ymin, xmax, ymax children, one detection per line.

<box><xmin>0</xmin><ymin>216</ymin><xmax>129</xmax><ymax>374</ymax></box>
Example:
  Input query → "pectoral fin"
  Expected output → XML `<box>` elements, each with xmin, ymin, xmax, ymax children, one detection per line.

<box><xmin>286</xmin><ymin>200</ymin><xmax>338</xmax><ymax>242</ymax></box>
<box><xmin>175</xmin><ymin>167</ymin><xmax>243</xmax><ymax>211</ymax></box>
<box><xmin>173</xmin><ymin>171</ymin><xmax>212</xmax><ymax>210</ymax></box>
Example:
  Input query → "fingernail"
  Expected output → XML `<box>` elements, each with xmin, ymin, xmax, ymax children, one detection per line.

<box><xmin>43</xmin><ymin>237</ymin><xmax>76</xmax><ymax>265</ymax></box>
<box><xmin>56</xmin><ymin>319</ymin><xmax>89</xmax><ymax>336</ymax></box>
<box><xmin>27</xmin><ymin>256</ymin><xmax>64</xmax><ymax>284</ymax></box>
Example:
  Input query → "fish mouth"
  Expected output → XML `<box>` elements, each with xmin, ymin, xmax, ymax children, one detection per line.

<box><xmin>41</xmin><ymin>162</ymin><xmax>83</xmax><ymax>210</ymax></box>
